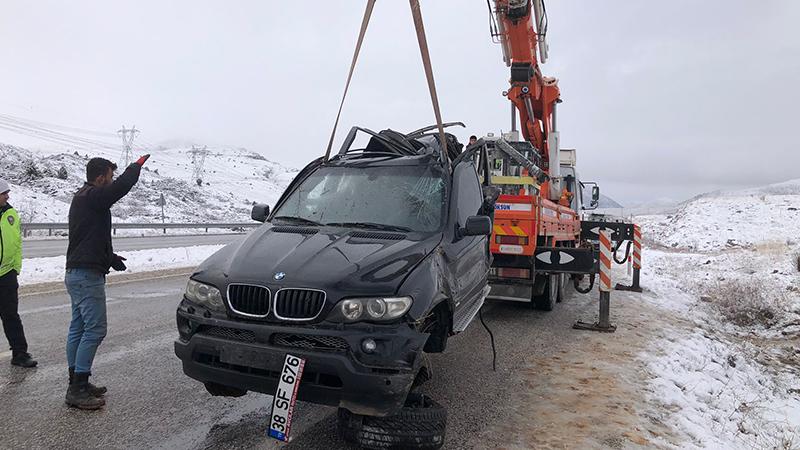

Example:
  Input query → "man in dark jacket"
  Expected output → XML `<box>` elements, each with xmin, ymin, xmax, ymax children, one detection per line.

<box><xmin>0</xmin><ymin>179</ymin><xmax>37</xmax><ymax>368</ymax></box>
<box><xmin>64</xmin><ymin>154</ymin><xmax>149</xmax><ymax>410</ymax></box>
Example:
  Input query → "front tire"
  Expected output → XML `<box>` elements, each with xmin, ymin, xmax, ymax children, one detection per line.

<box><xmin>338</xmin><ymin>392</ymin><xmax>447</xmax><ymax>449</ymax></box>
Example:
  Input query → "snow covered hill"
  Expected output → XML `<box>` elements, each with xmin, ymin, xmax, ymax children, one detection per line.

<box><xmin>638</xmin><ymin>178</ymin><xmax>800</xmax><ymax>252</ymax></box>
<box><xmin>0</xmin><ymin>142</ymin><xmax>298</xmax><ymax>225</ymax></box>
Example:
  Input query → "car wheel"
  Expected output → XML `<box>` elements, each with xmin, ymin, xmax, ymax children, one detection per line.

<box><xmin>533</xmin><ymin>274</ymin><xmax>558</xmax><ymax>311</ymax></box>
<box><xmin>204</xmin><ymin>382</ymin><xmax>247</xmax><ymax>397</ymax></box>
<box><xmin>338</xmin><ymin>392</ymin><xmax>447</xmax><ymax>449</ymax></box>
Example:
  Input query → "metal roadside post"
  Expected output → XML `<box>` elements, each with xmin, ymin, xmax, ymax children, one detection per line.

<box><xmin>158</xmin><ymin>193</ymin><xmax>166</xmax><ymax>234</ymax></box>
<box><xmin>615</xmin><ymin>224</ymin><xmax>643</xmax><ymax>292</ymax></box>
<box><xmin>574</xmin><ymin>229</ymin><xmax>617</xmax><ymax>333</ymax></box>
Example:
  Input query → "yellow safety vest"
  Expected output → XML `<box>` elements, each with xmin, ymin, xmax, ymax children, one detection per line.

<box><xmin>0</xmin><ymin>206</ymin><xmax>22</xmax><ymax>277</ymax></box>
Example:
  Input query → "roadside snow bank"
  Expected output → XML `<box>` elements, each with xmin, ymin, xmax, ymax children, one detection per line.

<box><xmin>18</xmin><ymin>245</ymin><xmax>223</xmax><ymax>286</ymax></box>
<box><xmin>630</xmin><ymin>178</ymin><xmax>800</xmax><ymax>448</ymax></box>
<box><xmin>648</xmin><ymin>326</ymin><xmax>800</xmax><ymax>449</ymax></box>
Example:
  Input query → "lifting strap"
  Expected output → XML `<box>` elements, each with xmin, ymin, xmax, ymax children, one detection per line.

<box><xmin>324</xmin><ymin>0</ymin><xmax>377</xmax><ymax>162</ymax></box>
<box><xmin>408</xmin><ymin>0</ymin><xmax>451</xmax><ymax>171</ymax></box>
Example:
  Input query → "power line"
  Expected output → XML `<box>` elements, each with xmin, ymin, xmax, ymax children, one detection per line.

<box><xmin>0</xmin><ymin>113</ymin><xmax>118</xmax><ymax>138</ymax></box>
<box><xmin>0</xmin><ymin>117</ymin><xmax>119</xmax><ymax>150</ymax></box>
<box><xmin>0</xmin><ymin>124</ymin><xmax>97</xmax><ymax>150</ymax></box>
<box><xmin>0</xmin><ymin>112</ymin><xmax>162</xmax><ymax>160</ymax></box>
<box><xmin>0</xmin><ymin>122</ymin><xmax>117</xmax><ymax>151</ymax></box>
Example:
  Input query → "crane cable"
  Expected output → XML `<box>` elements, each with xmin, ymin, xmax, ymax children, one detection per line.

<box><xmin>323</xmin><ymin>0</ymin><xmax>376</xmax><ymax>162</ymax></box>
<box><xmin>408</xmin><ymin>0</ymin><xmax>450</xmax><ymax>171</ymax></box>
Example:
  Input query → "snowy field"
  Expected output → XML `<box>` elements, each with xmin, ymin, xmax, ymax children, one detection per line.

<box><xmin>636</xmin><ymin>179</ymin><xmax>800</xmax><ymax>449</ymax></box>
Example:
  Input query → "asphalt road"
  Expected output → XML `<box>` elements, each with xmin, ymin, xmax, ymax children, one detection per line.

<box><xmin>0</xmin><ymin>275</ymin><xmax>598</xmax><ymax>449</ymax></box>
<box><xmin>22</xmin><ymin>234</ymin><xmax>245</xmax><ymax>258</ymax></box>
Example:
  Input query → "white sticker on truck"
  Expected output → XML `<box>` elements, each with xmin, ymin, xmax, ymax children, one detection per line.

<box><xmin>499</xmin><ymin>244</ymin><xmax>524</xmax><ymax>254</ymax></box>
<box><xmin>494</xmin><ymin>203</ymin><xmax>533</xmax><ymax>211</ymax></box>
<box><xmin>268</xmin><ymin>354</ymin><xmax>306</xmax><ymax>442</ymax></box>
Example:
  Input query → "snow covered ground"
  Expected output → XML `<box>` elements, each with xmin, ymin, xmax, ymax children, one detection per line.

<box><xmin>18</xmin><ymin>245</ymin><xmax>223</xmax><ymax>286</ymax></box>
<box><xmin>0</xmin><ymin>141</ymin><xmax>298</xmax><ymax>227</ymax></box>
<box><xmin>635</xmin><ymin>178</ymin><xmax>800</xmax><ymax>449</ymax></box>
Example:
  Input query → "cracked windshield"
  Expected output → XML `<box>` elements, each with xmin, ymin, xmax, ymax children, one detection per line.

<box><xmin>274</xmin><ymin>165</ymin><xmax>446</xmax><ymax>232</ymax></box>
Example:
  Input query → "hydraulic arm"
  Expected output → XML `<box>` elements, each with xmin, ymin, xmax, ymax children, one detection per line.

<box><xmin>491</xmin><ymin>0</ymin><xmax>561</xmax><ymax>199</ymax></box>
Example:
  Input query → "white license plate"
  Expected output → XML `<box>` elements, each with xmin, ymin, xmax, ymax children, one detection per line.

<box><xmin>267</xmin><ymin>354</ymin><xmax>306</xmax><ymax>442</ymax></box>
<box><xmin>499</xmin><ymin>244</ymin><xmax>524</xmax><ymax>254</ymax></box>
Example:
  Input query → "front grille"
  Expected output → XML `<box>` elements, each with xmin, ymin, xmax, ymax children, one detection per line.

<box><xmin>228</xmin><ymin>284</ymin><xmax>271</xmax><ymax>317</ymax></box>
<box><xmin>274</xmin><ymin>289</ymin><xmax>326</xmax><ymax>320</ymax></box>
<box><xmin>200</xmin><ymin>326</ymin><xmax>257</xmax><ymax>343</ymax></box>
<box><xmin>194</xmin><ymin>353</ymin><xmax>343</xmax><ymax>388</ymax></box>
<box><xmin>272</xmin><ymin>333</ymin><xmax>349</xmax><ymax>351</ymax></box>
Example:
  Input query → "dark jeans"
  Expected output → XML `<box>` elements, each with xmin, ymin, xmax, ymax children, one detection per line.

<box><xmin>0</xmin><ymin>271</ymin><xmax>28</xmax><ymax>354</ymax></box>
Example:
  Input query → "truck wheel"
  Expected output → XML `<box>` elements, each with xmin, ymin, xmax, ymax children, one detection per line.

<box><xmin>337</xmin><ymin>392</ymin><xmax>447</xmax><ymax>449</ymax></box>
<box><xmin>203</xmin><ymin>382</ymin><xmax>247</xmax><ymax>397</ymax></box>
<box><xmin>533</xmin><ymin>274</ymin><xmax>558</xmax><ymax>311</ymax></box>
<box><xmin>556</xmin><ymin>273</ymin><xmax>566</xmax><ymax>303</ymax></box>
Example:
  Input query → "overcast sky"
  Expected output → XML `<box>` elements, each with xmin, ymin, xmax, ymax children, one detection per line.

<box><xmin>1</xmin><ymin>1</ymin><xmax>798</xmax><ymax>204</ymax></box>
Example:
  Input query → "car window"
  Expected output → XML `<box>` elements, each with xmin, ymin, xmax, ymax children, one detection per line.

<box><xmin>454</xmin><ymin>161</ymin><xmax>483</xmax><ymax>226</ymax></box>
<box><xmin>273</xmin><ymin>165</ymin><xmax>447</xmax><ymax>232</ymax></box>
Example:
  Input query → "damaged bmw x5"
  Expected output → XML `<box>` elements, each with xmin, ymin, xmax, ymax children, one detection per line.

<box><xmin>174</xmin><ymin>125</ymin><xmax>496</xmax><ymax>420</ymax></box>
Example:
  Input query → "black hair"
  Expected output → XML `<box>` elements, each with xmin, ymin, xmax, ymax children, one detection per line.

<box><xmin>86</xmin><ymin>158</ymin><xmax>117</xmax><ymax>182</ymax></box>
<box><xmin>469</xmin><ymin>135</ymin><xmax>478</xmax><ymax>140</ymax></box>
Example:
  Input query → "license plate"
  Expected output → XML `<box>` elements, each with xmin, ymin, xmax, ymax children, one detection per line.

<box><xmin>499</xmin><ymin>244</ymin><xmax>524</xmax><ymax>254</ymax></box>
<box><xmin>267</xmin><ymin>354</ymin><xmax>306</xmax><ymax>442</ymax></box>
<box><xmin>219</xmin><ymin>346</ymin><xmax>272</xmax><ymax>369</ymax></box>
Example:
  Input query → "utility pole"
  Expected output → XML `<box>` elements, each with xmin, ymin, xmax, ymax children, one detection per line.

<box><xmin>118</xmin><ymin>125</ymin><xmax>139</xmax><ymax>167</ymax></box>
<box><xmin>188</xmin><ymin>145</ymin><xmax>209</xmax><ymax>186</ymax></box>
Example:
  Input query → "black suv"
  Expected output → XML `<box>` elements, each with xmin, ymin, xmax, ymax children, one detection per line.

<box><xmin>174</xmin><ymin>126</ymin><xmax>495</xmax><ymax>417</ymax></box>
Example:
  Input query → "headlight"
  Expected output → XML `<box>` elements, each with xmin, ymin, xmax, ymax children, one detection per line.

<box><xmin>185</xmin><ymin>279</ymin><xmax>225</xmax><ymax>311</ymax></box>
<box><xmin>328</xmin><ymin>296</ymin><xmax>412</xmax><ymax>323</ymax></box>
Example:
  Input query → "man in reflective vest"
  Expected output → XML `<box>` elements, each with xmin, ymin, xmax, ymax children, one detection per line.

<box><xmin>0</xmin><ymin>178</ymin><xmax>37</xmax><ymax>368</ymax></box>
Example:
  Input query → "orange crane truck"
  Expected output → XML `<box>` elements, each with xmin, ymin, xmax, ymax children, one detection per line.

<box><xmin>472</xmin><ymin>0</ymin><xmax>635</xmax><ymax>309</ymax></box>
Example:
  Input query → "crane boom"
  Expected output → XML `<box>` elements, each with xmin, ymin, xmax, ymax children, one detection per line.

<box><xmin>492</xmin><ymin>0</ymin><xmax>561</xmax><ymax>199</ymax></box>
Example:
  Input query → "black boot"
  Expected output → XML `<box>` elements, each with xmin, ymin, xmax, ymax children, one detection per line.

<box><xmin>10</xmin><ymin>352</ymin><xmax>37</xmax><ymax>368</ymax></box>
<box><xmin>69</xmin><ymin>367</ymin><xmax>107</xmax><ymax>397</ymax></box>
<box><xmin>65</xmin><ymin>372</ymin><xmax>105</xmax><ymax>410</ymax></box>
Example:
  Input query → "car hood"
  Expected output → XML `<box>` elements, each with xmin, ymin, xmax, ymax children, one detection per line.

<box><xmin>194</xmin><ymin>225</ymin><xmax>442</xmax><ymax>297</ymax></box>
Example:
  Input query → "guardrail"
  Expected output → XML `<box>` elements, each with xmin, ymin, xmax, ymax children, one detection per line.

<box><xmin>22</xmin><ymin>222</ymin><xmax>260</xmax><ymax>236</ymax></box>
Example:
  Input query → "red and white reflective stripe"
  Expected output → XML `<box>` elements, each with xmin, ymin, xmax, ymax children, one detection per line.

<box><xmin>599</xmin><ymin>230</ymin><xmax>612</xmax><ymax>292</ymax></box>
<box><xmin>632</xmin><ymin>224</ymin><xmax>642</xmax><ymax>269</ymax></box>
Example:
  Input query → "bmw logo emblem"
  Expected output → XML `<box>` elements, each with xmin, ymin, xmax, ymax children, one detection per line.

<box><xmin>273</xmin><ymin>272</ymin><xmax>286</xmax><ymax>281</ymax></box>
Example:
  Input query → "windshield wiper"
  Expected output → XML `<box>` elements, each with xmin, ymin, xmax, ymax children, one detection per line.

<box><xmin>272</xmin><ymin>216</ymin><xmax>323</xmax><ymax>226</ymax></box>
<box><xmin>325</xmin><ymin>222</ymin><xmax>413</xmax><ymax>232</ymax></box>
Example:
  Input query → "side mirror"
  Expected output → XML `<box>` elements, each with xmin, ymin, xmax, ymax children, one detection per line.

<box><xmin>251</xmin><ymin>204</ymin><xmax>270</xmax><ymax>223</ymax></box>
<box><xmin>462</xmin><ymin>215</ymin><xmax>492</xmax><ymax>237</ymax></box>
<box><xmin>590</xmin><ymin>186</ymin><xmax>600</xmax><ymax>208</ymax></box>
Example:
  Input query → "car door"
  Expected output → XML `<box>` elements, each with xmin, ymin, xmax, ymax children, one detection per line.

<box><xmin>446</xmin><ymin>158</ymin><xmax>489</xmax><ymax>312</ymax></box>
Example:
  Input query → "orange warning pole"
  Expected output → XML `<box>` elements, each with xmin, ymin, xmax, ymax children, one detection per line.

<box><xmin>574</xmin><ymin>229</ymin><xmax>617</xmax><ymax>332</ymax></box>
<box><xmin>616</xmin><ymin>224</ymin><xmax>643</xmax><ymax>292</ymax></box>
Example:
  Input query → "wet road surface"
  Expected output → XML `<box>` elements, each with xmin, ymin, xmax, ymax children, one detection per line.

<box><xmin>0</xmin><ymin>275</ymin><xmax>599</xmax><ymax>449</ymax></box>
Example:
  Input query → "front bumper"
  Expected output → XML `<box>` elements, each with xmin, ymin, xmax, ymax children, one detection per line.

<box><xmin>174</xmin><ymin>306</ymin><xmax>428</xmax><ymax>416</ymax></box>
